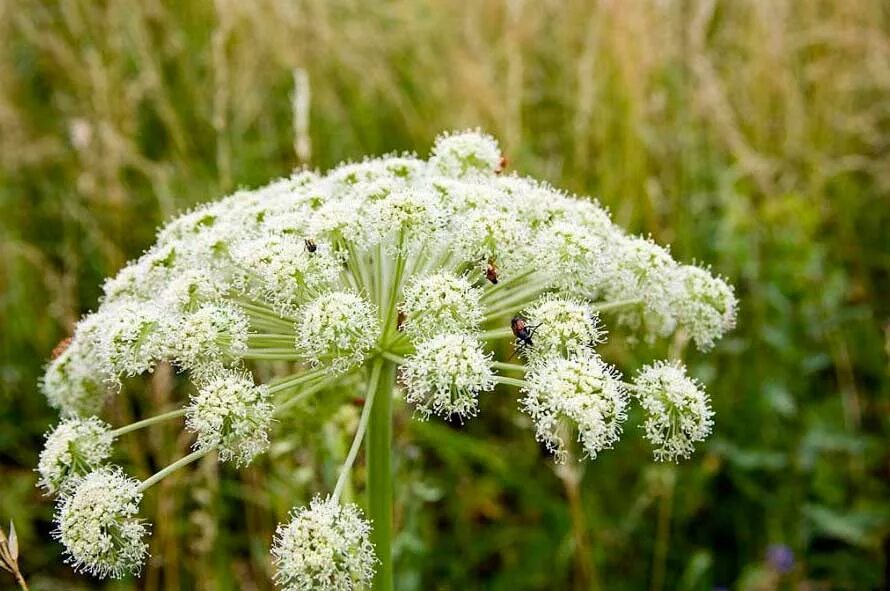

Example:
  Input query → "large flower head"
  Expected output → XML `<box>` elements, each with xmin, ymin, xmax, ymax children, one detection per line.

<box><xmin>39</xmin><ymin>129</ymin><xmax>737</xmax><ymax>584</ymax></box>
<box><xmin>271</xmin><ymin>496</ymin><xmax>376</xmax><ymax>591</ymax></box>
<box><xmin>54</xmin><ymin>467</ymin><xmax>149</xmax><ymax>579</ymax></box>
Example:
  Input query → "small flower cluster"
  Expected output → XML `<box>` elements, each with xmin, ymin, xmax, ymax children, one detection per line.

<box><xmin>185</xmin><ymin>368</ymin><xmax>273</xmax><ymax>466</ymax></box>
<box><xmin>632</xmin><ymin>361</ymin><xmax>714</xmax><ymax>461</ymax></box>
<box><xmin>38</xmin><ymin>129</ymin><xmax>735</xmax><ymax>585</ymax></box>
<box><xmin>53</xmin><ymin>467</ymin><xmax>148</xmax><ymax>579</ymax></box>
<box><xmin>271</xmin><ymin>496</ymin><xmax>377</xmax><ymax>591</ymax></box>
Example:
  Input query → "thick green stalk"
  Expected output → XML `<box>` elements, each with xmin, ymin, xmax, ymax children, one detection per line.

<box><xmin>367</xmin><ymin>357</ymin><xmax>396</xmax><ymax>591</ymax></box>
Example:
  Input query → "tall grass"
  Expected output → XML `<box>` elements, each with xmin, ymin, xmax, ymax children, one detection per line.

<box><xmin>1</xmin><ymin>1</ymin><xmax>888</xmax><ymax>589</ymax></box>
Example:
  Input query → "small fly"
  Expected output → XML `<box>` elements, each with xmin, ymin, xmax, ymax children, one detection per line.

<box><xmin>304</xmin><ymin>239</ymin><xmax>317</xmax><ymax>253</ymax></box>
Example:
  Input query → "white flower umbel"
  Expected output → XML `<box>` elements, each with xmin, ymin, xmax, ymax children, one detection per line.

<box><xmin>429</xmin><ymin>129</ymin><xmax>502</xmax><ymax>177</ymax></box>
<box><xmin>521</xmin><ymin>295</ymin><xmax>605</xmax><ymax>363</ymax></box>
<box><xmin>41</xmin><ymin>314</ymin><xmax>118</xmax><ymax>417</ymax></box>
<box><xmin>400</xmin><ymin>272</ymin><xmax>484</xmax><ymax>341</ymax></box>
<box><xmin>521</xmin><ymin>355</ymin><xmax>628</xmax><ymax>462</ymax></box>
<box><xmin>38</xmin><ymin>417</ymin><xmax>113</xmax><ymax>495</ymax></box>
<box><xmin>633</xmin><ymin>361</ymin><xmax>714</xmax><ymax>461</ymax></box>
<box><xmin>295</xmin><ymin>291</ymin><xmax>379</xmax><ymax>372</ymax></box>
<box><xmin>231</xmin><ymin>233</ymin><xmax>340</xmax><ymax>312</ymax></box>
<box><xmin>401</xmin><ymin>333</ymin><xmax>495</xmax><ymax>420</ymax></box>
<box><xmin>607</xmin><ymin>236</ymin><xmax>682</xmax><ymax>340</ymax></box>
<box><xmin>272</xmin><ymin>496</ymin><xmax>376</xmax><ymax>591</ymax></box>
<box><xmin>54</xmin><ymin>467</ymin><xmax>149</xmax><ymax>579</ymax></box>
<box><xmin>97</xmin><ymin>300</ymin><xmax>165</xmax><ymax>376</ymax></box>
<box><xmin>186</xmin><ymin>368</ymin><xmax>273</xmax><ymax>466</ymax></box>
<box><xmin>38</xmin><ymin>129</ymin><xmax>737</xmax><ymax>586</ymax></box>
<box><xmin>672</xmin><ymin>265</ymin><xmax>738</xmax><ymax>350</ymax></box>
<box><xmin>166</xmin><ymin>301</ymin><xmax>249</xmax><ymax>372</ymax></box>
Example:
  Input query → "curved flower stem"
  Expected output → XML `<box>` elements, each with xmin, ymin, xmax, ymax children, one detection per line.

<box><xmin>267</xmin><ymin>368</ymin><xmax>328</xmax><ymax>394</ymax></box>
<box><xmin>492</xmin><ymin>361</ymin><xmax>526</xmax><ymax>373</ymax></box>
<box><xmin>137</xmin><ymin>445</ymin><xmax>216</xmax><ymax>493</ymax></box>
<box><xmin>480</xmin><ymin>268</ymin><xmax>538</xmax><ymax>301</ymax></box>
<box><xmin>274</xmin><ymin>377</ymin><xmax>335</xmax><ymax>414</ymax></box>
<box><xmin>332</xmin><ymin>360</ymin><xmax>382</xmax><ymax>502</ymax></box>
<box><xmin>480</xmin><ymin>327</ymin><xmax>514</xmax><ymax>340</ymax></box>
<box><xmin>380</xmin><ymin>351</ymin><xmax>405</xmax><ymax>365</ymax></box>
<box><xmin>242</xmin><ymin>350</ymin><xmax>303</xmax><ymax>360</ymax></box>
<box><xmin>110</xmin><ymin>408</ymin><xmax>186</xmax><ymax>437</ymax></box>
<box><xmin>483</xmin><ymin>284</ymin><xmax>549</xmax><ymax>319</ymax></box>
<box><xmin>367</xmin><ymin>357</ymin><xmax>396</xmax><ymax>591</ymax></box>
<box><xmin>383</xmin><ymin>231</ymin><xmax>408</xmax><ymax>340</ymax></box>
<box><xmin>495</xmin><ymin>376</ymin><xmax>528</xmax><ymax>388</ymax></box>
<box><xmin>247</xmin><ymin>334</ymin><xmax>296</xmax><ymax>347</ymax></box>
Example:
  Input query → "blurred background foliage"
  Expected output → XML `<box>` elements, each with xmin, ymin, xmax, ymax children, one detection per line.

<box><xmin>1</xmin><ymin>0</ymin><xmax>889</xmax><ymax>589</ymax></box>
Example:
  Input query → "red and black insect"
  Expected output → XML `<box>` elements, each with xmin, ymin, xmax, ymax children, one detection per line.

<box><xmin>485</xmin><ymin>259</ymin><xmax>499</xmax><ymax>285</ymax></box>
<box><xmin>304</xmin><ymin>238</ymin><xmax>317</xmax><ymax>253</ymax></box>
<box><xmin>509</xmin><ymin>316</ymin><xmax>541</xmax><ymax>360</ymax></box>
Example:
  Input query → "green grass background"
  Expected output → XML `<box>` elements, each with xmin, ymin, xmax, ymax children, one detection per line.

<box><xmin>1</xmin><ymin>1</ymin><xmax>889</xmax><ymax>589</ymax></box>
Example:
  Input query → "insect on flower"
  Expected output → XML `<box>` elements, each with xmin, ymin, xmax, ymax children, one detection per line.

<box><xmin>304</xmin><ymin>238</ymin><xmax>317</xmax><ymax>253</ymax></box>
<box><xmin>485</xmin><ymin>259</ymin><xmax>499</xmax><ymax>284</ymax></box>
<box><xmin>509</xmin><ymin>315</ymin><xmax>541</xmax><ymax>360</ymax></box>
<box><xmin>51</xmin><ymin>337</ymin><xmax>72</xmax><ymax>360</ymax></box>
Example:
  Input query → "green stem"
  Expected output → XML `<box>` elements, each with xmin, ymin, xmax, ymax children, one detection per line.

<box><xmin>267</xmin><ymin>368</ymin><xmax>328</xmax><ymax>394</ymax></box>
<box><xmin>492</xmin><ymin>361</ymin><xmax>526</xmax><ymax>373</ymax></box>
<box><xmin>110</xmin><ymin>408</ymin><xmax>186</xmax><ymax>437</ymax></box>
<box><xmin>274</xmin><ymin>378</ymin><xmax>332</xmax><ymax>414</ymax></box>
<box><xmin>333</xmin><ymin>361</ymin><xmax>382</xmax><ymax>502</ymax></box>
<box><xmin>480</xmin><ymin>268</ymin><xmax>538</xmax><ymax>301</ymax></box>
<box><xmin>480</xmin><ymin>327</ymin><xmax>514</xmax><ymax>340</ymax></box>
<box><xmin>381</xmin><ymin>351</ymin><xmax>405</xmax><ymax>365</ymax></box>
<box><xmin>496</xmin><ymin>376</ymin><xmax>527</xmax><ymax>388</ymax></box>
<box><xmin>137</xmin><ymin>445</ymin><xmax>215</xmax><ymax>493</ymax></box>
<box><xmin>367</xmin><ymin>357</ymin><xmax>396</xmax><ymax>591</ymax></box>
